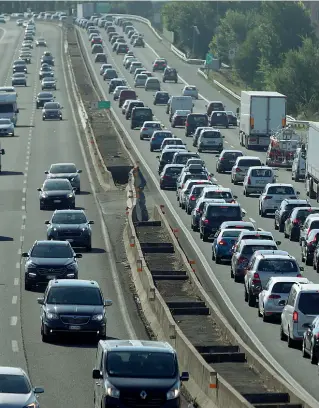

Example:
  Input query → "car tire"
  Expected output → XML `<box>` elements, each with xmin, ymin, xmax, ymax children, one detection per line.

<box><xmin>248</xmin><ymin>290</ymin><xmax>256</xmax><ymax>307</ymax></box>
<box><xmin>86</xmin><ymin>243</ymin><xmax>92</xmax><ymax>251</ymax></box>
<box><xmin>279</xmin><ymin>223</ymin><xmax>284</xmax><ymax>233</ymax></box>
<box><xmin>310</xmin><ymin>346</ymin><xmax>318</xmax><ymax>364</ymax></box>
<box><xmin>305</xmin><ymin>253</ymin><xmax>312</xmax><ymax>266</ymax></box>
<box><xmin>258</xmin><ymin>305</ymin><xmax>262</xmax><ymax>317</ymax></box>
<box><xmin>215</xmin><ymin>256</ymin><xmax>221</xmax><ymax>264</ymax></box>
<box><xmin>280</xmin><ymin>324</ymin><xmax>287</xmax><ymax>341</ymax></box>
<box><xmin>60</xmin><ymin>117</ymin><xmax>62</xmax><ymax>120</ymax></box>
<box><xmin>244</xmin><ymin>189</ymin><xmax>250</xmax><ymax>197</ymax></box>
<box><xmin>40</xmin><ymin>203</ymin><xmax>45</xmax><ymax>210</ymax></box>
<box><xmin>284</xmin><ymin>230</ymin><xmax>289</xmax><ymax>238</ymax></box>
<box><xmin>24</xmin><ymin>280</ymin><xmax>32</xmax><ymax>291</ymax></box>
<box><xmin>274</xmin><ymin>220</ymin><xmax>278</xmax><ymax>230</ymax></box>
<box><xmin>11</xmin><ymin>133</ymin><xmax>14</xmax><ymax>137</ymax></box>
<box><xmin>302</xmin><ymin>339</ymin><xmax>308</xmax><ymax>358</ymax></box>
<box><xmin>41</xmin><ymin>324</ymin><xmax>50</xmax><ymax>343</ymax></box>
<box><xmin>287</xmin><ymin>329</ymin><xmax>296</xmax><ymax>348</ymax></box>
<box><xmin>202</xmin><ymin>233</ymin><xmax>209</xmax><ymax>242</ymax></box>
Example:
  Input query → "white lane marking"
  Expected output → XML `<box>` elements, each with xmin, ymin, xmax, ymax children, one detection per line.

<box><xmin>10</xmin><ymin>316</ymin><xmax>17</xmax><ymax>326</ymax></box>
<box><xmin>20</xmin><ymin>236</ymin><xmax>24</xmax><ymax>242</ymax></box>
<box><xmin>22</xmin><ymin>187</ymin><xmax>26</xmax><ymax>194</ymax></box>
<box><xmin>22</xmin><ymin>197</ymin><xmax>26</xmax><ymax>202</ymax></box>
<box><xmin>230</xmin><ymin>145</ymin><xmax>234</xmax><ymax>148</ymax></box>
<box><xmin>22</xmin><ymin>214</ymin><xmax>26</xmax><ymax>221</ymax></box>
<box><xmin>21</xmin><ymin>224</ymin><xmax>25</xmax><ymax>230</ymax></box>
<box><xmin>14</xmin><ymin>278</ymin><xmax>19</xmax><ymax>286</ymax></box>
<box><xmin>12</xmin><ymin>296</ymin><xmax>17</xmax><ymax>305</ymax></box>
<box><xmin>11</xmin><ymin>340</ymin><xmax>19</xmax><ymax>352</ymax></box>
<box><xmin>17</xmin><ymin>249</ymin><xmax>21</xmax><ymax>255</ymax></box>
<box><xmin>21</xmin><ymin>205</ymin><xmax>25</xmax><ymax>210</ymax></box>
<box><xmin>25</xmin><ymin>166</ymin><xmax>28</xmax><ymax>172</ymax></box>
<box><xmin>224</xmin><ymin>140</ymin><xmax>229</xmax><ymax>144</ymax></box>
<box><xmin>60</xmin><ymin>26</ymin><xmax>137</xmax><ymax>339</ymax></box>
<box><xmin>23</xmin><ymin>179</ymin><xmax>27</xmax><ymax>184</ymax></box>
<box><xmin>16</xmin><ymin>262</ymin><xmax>20</xmax><ymax>269</ymax></box>
<box><xmin>249</xmin><ymin>218</ymin><xmax>256</xmax><ymax>224</ymax></box>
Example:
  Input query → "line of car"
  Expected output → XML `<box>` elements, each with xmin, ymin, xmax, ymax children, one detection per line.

<box><xmin>77</xmin><ymin>15</ymin><xmax>319</xmax><ymax>370</ymax></box>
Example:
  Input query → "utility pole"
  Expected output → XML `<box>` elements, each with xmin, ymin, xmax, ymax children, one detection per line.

<box><xmin>192</xmin><ymin>25</ymin><xmax>200</xmax><ymax>58</ymax></box>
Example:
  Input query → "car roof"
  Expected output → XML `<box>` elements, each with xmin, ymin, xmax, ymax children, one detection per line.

<box><xmin>50</xmin><ymin>162</ymin><xmax>75</xmax><ymax>167</ymax></box>
<box><xmin>292</xmin><ymin>283</ymin><xmax>319</xmax><ymax>292</ymax></box>
<box><xmin>49</xmin><ymin>279</ymin><xmax>99</xmax><ymax>288</ymax></box>
<box><xmin>220</xmin><ymin>221</ymin><xmax>254</xmax><ymax>227</ymax></box>
<box><xmin>35</xmin><ymin>239</ymin><xmax>70</xmax><ymax>246</ymax></box>
<box><xmin>100</xmin><ymin>339</ymin><xmax>174</xmax><ymax>353</ymax></box>
<box><xmin>0</xmin><ymin>367</ymin><xmax>27</xmax><ymax>376</ymax></box>
<box><xmin>53</xmin><ymin>209</ymin><xmax>85</xmax><ymax>215</ymax></box>
<box><xmin>282</xmin><ymin>199</ymin><xmax>308</xmax><ymax>204</ymax></box>
<box><xmin>239</xmin><ymin>230</ymin><xmax>273</xmax><ymax>236</ymax></box>
<box><xmin>237</xmin><ymin>156</ymin><xmax>261</xmax><ymax>161</ymax></box>
<box><xmin>248</xmin><ymin>166</ymin><xmax>273</xmax><ymax>171</ymax></box>
<box><xmin>305</xmin><ymin>213</ymin><xmax>319</xmax><ymax>219</ymax></box>
<box><xmin>266</xmin><ymin>183</ymin><xmax>294</xmax><ymax>188</ymax></box>
<box><xmin>268</xmin><ymin>277</ymin><xmax>309</xmax><ymax>284</ymax></box>
<box><xmin>240</xmin><ymin>239</ymin><xmax>277</xmax><ymax>246</ymax></box>
<box><xmin>221</xmin><ymin>150</ymin><xmax>243</xmax><ymax>154</ymax></box>
<box><xmin>206</xmin><ymin>202</ymin><xmax>240</xmax><ymax>207</ymax></box>
<box><xmin>220</xmin><ymin>228</ymin><xmax>247</xmax><ymax>234</ymax></box>
<box><xmin>255</xmin><ymin>253</ymin><xmax>295</xmax><ymax>260</ymax></box>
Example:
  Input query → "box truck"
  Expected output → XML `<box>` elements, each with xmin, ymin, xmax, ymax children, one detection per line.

<box><xmin>239</xmin><ymin>91</ymin><xmax>287</xmax><ymax>150</ymax></box>
<box><xmin>303</xmin><ymin>122</ymin><xmax>319</xmax><ymax>200</ymax></box>
<box><xmin>77</xmin><ymin>3</ymin><xmax>94</xmax><ymax>19</ymax></box>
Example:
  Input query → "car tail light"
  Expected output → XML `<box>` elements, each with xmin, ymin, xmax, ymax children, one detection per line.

<box><xmin>235</xmin><ymin>167</ymin><xmax>241</xmax><ymax>173</ymax></box>
<box><xmin>219</xmin><ymin>240</ymin><xmax>226</xmax><ymax>245</ymax></box>
<box><xmin>161</xmin><ymin>175</ymin><xmax>169</xmax><ymax>179</ymax></box>
<box><xmin>252</xmin><ymin>272</ymin><xmax>261</xmax><ymax>285</ymax></box>
<box><xmin>297</xmin><ymin>274</ymin><xmax>302</xmax><ymax>277</ymax></box>
<box><xmin>264</xmin><ymin>196</ymin><xmax>272</xmax><ymax>200</ymax></box>
<box><xmin>220</xmin><ymin>157</ymin><xmax>225</xmax><ymax>161</ymax></box>
<box><xmin>203</xmin><ymin>219</ymin><xmax>209</xmax><ymax>224</ymax></box>
<box><xmin>190</xmin><ymin>195</ymin><xmax>196</xmax><ymax>201</ymax></box>
<box><xmin>247</xmin><ymin>177</ymin><xmax>251</xmax><ymax>185</ymax></box>
<box><xmin>238</xmin><ymin>256</ymin><xmax>247</xmax><ymax>264</ymax></box>
<box><xmin>269</xmin><ymin>294</ymin><xmax>281</xmax><ymax>299</ymax></box>
<box><xmin>230</xmin><ymin>199</ymin><xmax>236</xmax><ymax>203</ymax></box>
<box><xmin>142</xmin><ymin>127</ymin><xmax>147</xmax><ymax>131</ymax></box>
<box><xmin>293</xmin><ymin>219</ymin><xmax>301</xmax><ymax>225</ymax></box>
<box><xmin>186</xmin><ymin>122</ymin><xmax>189</xmax><ymax>126</ymax></box>
<box><xmin>293</xmin><ymin>311</ymin><xmax>298</xmax><ymax>322</ymax></box>
<box><xmin>181</xmin><ymin>184</ymin><xmax>184</xmax><ymax>188</ymax></box>
<box><xmin>196</xmin><ymin>208</ymin><xmax>201</xmax><ymax>213</ymax></box>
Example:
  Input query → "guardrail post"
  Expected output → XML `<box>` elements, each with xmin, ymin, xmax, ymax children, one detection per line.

<box><xmin>169</xmin><ymin>324</ymin><xmax>176</xmax><ymax>347</ymax></box>
<box><xmin>189</xmin><ymin>260</ymin><xmax>196</xmax><ymax>272</ymax></box>
<box><xmin>209</xmin><ymin>373</ymin><xmax>217</xmax><ymax>390</ymax></box>
<box><xmin>149</xmin><ymin>287</ymin><xmax>155</xmax><ymax>301</ymax></box>
<box><xmin>129</xmin><ymin>236</ymin><xmax>135</xmax><ymax>248</ymax></box>
<box><xmin>137</xmin><ymin>259</ymin><xmax>143</xmax><ymax>273</ymax></box>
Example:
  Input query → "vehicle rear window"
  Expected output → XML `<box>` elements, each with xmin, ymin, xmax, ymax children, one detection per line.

<box><xmin>251</xmin><ymin>169</ymin><xmax>272</xmax><ymax>177</ymax></box>
<box><xmin>209</xmin><ymin>103</ymin><xmax>223</xmax><ymax>110</ymax></box>
<box><xmin>298</xmin><ymin>293</ymin><xmax>319</xmax><ymax>315</ymax></box>
<box><xmin>238</xmin><ymin>159</ymin><xmax>261</xmax><ymax>167</ymax></box>
<box><xmin>295</xmin><ymin>209</ymin><xmax>318</xmax><ymax>221</ymax></box>
<box><xmin>166</xmin><ymin>168</ymin><xmax>182</xmax><ymax>176</ymax></box>
<box><xmin>242</xmin><ymin>245</ymin><xmax>277</xmax><ymax>255</ymax></box>
<box><xmin>134</xmin><ymin>110</ymin><xmax>152</xmax><ymax>118</ymax></box>
<box><xmin>186</xmin><ymin>181</ymin><xmax>210</xmax><ymax>191</ymax></box>
<box><xmin>310</xmin><ymin>221</ymin><xmax>319</xmax><ymax>230</ymax></box>
<box><xmin>162</xmin><ymin>152</ymin><xmax>176</xmax><ymax>161</ymax></box>
<box><xmin>242</xmin><ymin>234</ymin><xmax>273</xmax><ymax>240</ymax></box>
<box><xmin>285</xmin><ymin>203</ymin><xmax>308</xmax><ymax>212</ymax></box>
<box><xmin>176</xmin><ymin>154</ymin><xmax>199</xmax><ymax>164</ymax></box>
<box><xmin>192</xmin><ymin>186</ymin><xmax>207</xmax><ymax>195</ymax></box>
<box><xmin>207</xmin><ymin>206</ymin><xmax>241</xmax><ymax>218</ymax></box>
<box><xmin>221</xmin><ymin>230</ymin><xmax>242</xmax><ymax>238</ymax></box>
<box><xmin>205</xmin><ymin>191</ymin><xmax>232</xmax><ymax>199</ymax></box>
<box><xmin>184</xmin><ymin>174</ymin><xmax>207</xmax><ymax>183</ymax></box>
<box><xmin>267</xmin><ymin>186</ymin><xmax>295</xmax><ymax>195</ymax></box>
<box><xmin>258</xmin><ymin>259</ymin><xmax>298</xmax><ymax>272</ymax></box>
<box><xmin>187</xmin><ymin>115</ymin><xmax>208</xmax><ymax>125</ymax></box>
<box><xmin>201</xmin><ymin>131</ymin><xmax>221</xmax><ymax>138</ymax></box>
<box><xmin>223</xmin><ymin>152</ymin><xmax>243</xmax><ymax>160</ymax></box>
<box><xmin>272</xmin><ymin>282</ymin><xmax>296</xmax><ymax>294</ymax></box>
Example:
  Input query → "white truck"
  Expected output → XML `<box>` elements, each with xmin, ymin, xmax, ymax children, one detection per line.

<box><xmin>76</xmin><ymin>3</ymin><xmax>94</xmax><ymax>19</ymax></box>
<box><xmin>166</xmin><ymin>96</ymin><xmax>193</xmax><ymax>121</ymax></box>
<box><xmin>303</xmin><ymin>122</ymin><xmax>319</xmax><ymax>201</ymax></box>
<box><xmin>239</xmin><ymin>91</ymin><xmax>287</xmax><ymax>150</ymax></box>
<box><xmin>0</xmin><ymin>92</ymin><xmax>19</xmax><ymax>126</ymax></box>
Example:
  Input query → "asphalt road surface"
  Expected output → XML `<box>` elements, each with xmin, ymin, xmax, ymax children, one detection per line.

<box><xmin>77</xmin><ymin>20</ymin><xmax>319</xmax><ymax>402</ymax></box>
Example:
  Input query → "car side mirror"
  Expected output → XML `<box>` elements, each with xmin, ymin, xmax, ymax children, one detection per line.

<box><xmin>233</xmin><ymin>195</ymin><xmax>238</xmax><ymax>199</ymax></box>
<box><xmin>88</xmin><ymin>220</ymin><xmax>94</xmax><ymax>224</ymax></box>
<box><xmin>37</xmin><ymin>298</ymin><xmax>44</xmax><ymax>305</ymax></box>
<box><xmin>276</xmin><ymin>241</ymin><xmax>281</xmax><ymax>245</ymax></box>
<box><xmin>16</xmin><ymin>108</ymin><xmax>19</xmax><ymax>113</ymax></box>
<box><xmin>0</xmin><ymin>149</ymin><xmax>5</xmax><ymax>155</ymax></box>
<box><xmin>104</xmin><ymin>299</ymin><xmax>113</xmax><ymax>306</ymax></box>
<box><xmin>37</xmin><ymin>188</ymin><xmax>41</xmax><ymax>191</ymax></box>
<box><xmin>44</xmin><ymin>220</ymin><xmax>50</xmax><ymax>224</ymax></box>
<box><xmin>75</xmin><ymin>253</ymin><xmax>82</xmax><ymax>258</ymax></box>
<box><xmin>44</xmin><ymin>171</ymin><xmax>49</xmax><ymax>174</ymax></box>
<box><xmin>299</xmin><ymin>266</ymin><xmax>304</xmax><ymax>271</ymax></box>
<box><xmin>236</xmin><ymin>108</ymin><xmax>239</xmax><ymax>114</ymax></box>
<box><xmin>180</xmin><ymin>372</ymin><xmax>189</xmax><ymax>382</ymax></box>
<box><xmin>242</xmin><ymin>209</ymin><xmax>246</xmax><ymax>216</ymax></box>
<box><xmin>77</xmin><ymin>169</ymin><xmax>82</xmax><ymax>173</ymax></box>
<box><xmin>92</xmin><ymin>369</ymin><xmax>103</xmax><ymax>379</ymax></box>
<box><xmin>297</xmin><ymin>191</ymin><xmax>300</xmax><ymax>195</ymax></box>
<box><xmin>22</xmin><ymin>252</ymin><xmax>29</xmax><ymax>257</ymax></box>
<box><xmin>33</xmin><ymin>387</ymin><xmax>44</xmax><ymax>394</ymax></box>
<box><xmin>222</xmin><ymin>135</ymin><xmax>225</xmax><ymax>138</ymax></box>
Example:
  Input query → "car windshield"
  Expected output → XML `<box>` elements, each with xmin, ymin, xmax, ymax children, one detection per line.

<box><xmin>0</xmin><ymin>104</ymin><xmax>14</xmax><ymax>113</ymax></box>
<box><xmin>39</xmin><ymin>93</ymin><xmax>52</xmax><ymax>98</ymax></box>
<box><xmin>45</xmin><ymin>103</ymin><xmax>59</xmax><ymax>109</ymax></box>
<box><xmin>258</xmin><ymin>259</ymin><xmax>298</xmax><ymax>272</ymax></box>
<box><xmin>207</xmin><ymin>206</ymin><xmax>241</xmax><ymax>218</ymax></box>
<box><xmin>31</xmin><ymin>244</ymin><xmax>73</xmax><ymax>258</ymax></box>
<box><xmin>202</xmin><ymin>131</ymin><xmax>221</xmax><ymax>138</ymax></box>
<box><xmin>188</xmin><ymin>115</ymin><xmax>208</xmax><ymax>124</ymax></box>
<box><xmin>272</xmin><ymin>282</ymin><xmax>297</xmax><ymax>294</ymax></box>
<box><xmin>0</xmin><ymin>119</ymin><xmax>11</xmax><ymax>124</ymax></box>
<box><xmin>221</xmin><ymin>230</ymin><xmax>242</xmax><ymax>238</ymax></box>
<box><xmin>238</xmin><ymin>159</ymin><xmax>261</xmax><ymax>167</ymax></box>
<box><xmin>46</xmin><ymin>287</ymin><xmax>102</xmax><ymax>305</ymax></box>
<box><xmin>43</xmin><ymin>78</ymin><xmax>53</xmax><ymax>82</ymax></box>
<box><xmin>43</xmin><ymin>180</ymin><xmax>71</xmax><ymax>191</ymax></box>
<box><xmin>251</xmin><ymin>169</ymin><xmax>273</xmax><ymax>177</ymax></box>
<box><xmin>14</xmin><ymin>74</ymin><xmax>24</xmax><ymax>77</ymax></box>
<box><xmin>106</xmin><ymin>351</ymin><xmax>176</xmax><ymax>378</ymax></box>
<box><xmin>267</xmin><ymin>186</ymin><xmax>295</xmax><ymax>195</ymax></box>
<box><xmin>51</xmin><ymin>212</ymin><xmax>87</xmax><ymax>224</ymax></box>
<box><xmin>205</xmin><ymin>191</ymin><xmax>232</xmax><ymax>199</ymax></box>
<box><xmin>165</xmin><ymin>167</ymin><xmax>182</xmax><ymax>176</ymax></box>
<box><xmin>50</xmin><ymin>164</ymin><xmax>76</xmax><ymax>173</ymax></box>
<box><xmin>0</xmin><ymin>374</ymin><xmax>31</xmax><ymax>394</ymax></box>
<box><xmin>242</xmin><ymin>245</ymin><xmax>277</xmax><ymax>255</ymax></box>
<box><xmin>135</xmin><ymin>110</ymin><xmax>151</xmax><ymax>117</ymax></box>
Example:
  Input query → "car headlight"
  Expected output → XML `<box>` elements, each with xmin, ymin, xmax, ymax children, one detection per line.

<box><xmin>53</xmin><ymin>227</ymin><xmax>57</xmax><ymax>232</ymax></box>
<box><xmin>41</xmin><ymin>192</ymin><xmax>48</xmax><ymax>198</ymax></box>
<box><xmin>46</xmin><ymin>312</ymin><xmax>59</xmax><ymax>320</ymax></box>
<box><xmin>27</xmin><ymin>262</ymin><xmax>37</xmax><ymax>269</ymax></box>
<box><xmin>106</xmin><ymin>385</ymin><xmax>120</xmax><ymax>398</ymax></box>
<box><xmin>92</xmin><ymin>314</ymin><xmax>104</xmax><ymax>321</ymax></box>
<box><xmin>166</xmin><ymin>382</ymin><xmax>181</xmax><ymax>400</ymax></box>
<box><xmin>68</xmin><ymin>194</ymin><xmax>74</xmax><ymax>198</ymax></box>
<box><xmin>82</xmin><ymin>227</ymin><xmax>88</xmax><ymax>232</ymax></box>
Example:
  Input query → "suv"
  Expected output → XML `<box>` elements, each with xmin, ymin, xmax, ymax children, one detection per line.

<box><xmin>197</xmin><ymin>128</ymin><xmax>223</xmax><ymax>153</ymax></box>
<box><xmin>92</xmin><ymin>340</ymin><xmax>189</xmax><ymax>408</ymax></box>
<box><xmin>259</xmin><ymin>183</ymin><xmax>299</xmax><ymax>217</ymax></box>
<box><xmin>243</xmin><ymin>166</ymin><xmax>276</xmax><ymax>196</ymax></box>
<box><xmin>126</xmin><ymin>100</ymin><xmax>144</xmax><ymax>119</ymax></box>
<box><xmin>281</xmin><ymin>283</ymin><xmax>319</xmax><ymax>347</ymax></box>
<box><xmin>171</xmin><ymin>151</ymin><xmax>200</xmax><ymax>165</ymax></box>
<box><xmin>185</xmin><ymin>113</ymin><xmax>208</xmax><ymax>137</ymax></box>
<box><xmin>22</xmin><ymin>240</ymin><xmax>82</xmax><ymax>290</ymax></box>
<box><xmin>231</xmin><ymin>156</ymin><xmax>262</xmax><ymax>184</ymax></box>
<box><xmin>163</xmin><ymin>67</ymin><xmax>178</xmax><ymax>82</ymax></box>
<box><xmin>299</xmin><ymin>214</ymin><xmax>319</xmax><ymax>245</ymax></box>
<box><xmin>209</xmin><ymin>111</ymin><xmax>229</xmax><ymax>128</ymax></box>
<box><xmin>37</xmin><ymin>279</ymin><xmax>112</xmax><ymax>342</ymax></box>
<box><xmin>216</xmin><ymin>150</ymin><xmax>243</xmax><ymax>173</ymax></box>
<box><xmin>274</xmin><ymin>199</ymin><xmax>309</xmax><ymax>232</ymax></box>
<box><xmin>244</xmin><ymin>252</ymin><xmax>303</xmax><ymax>307</ymax></box>
<box><xmin>284</xmin><ymin>207</ymin><xmax>319</xmax><ymax>241</ymax></box>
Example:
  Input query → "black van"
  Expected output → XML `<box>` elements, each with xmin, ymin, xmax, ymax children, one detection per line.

<box><xmin>131</xmin><ymin>107</ymin><xmax>153</xmax><ymax>129</ymax></box>
<box><xmin>185</xmin><ymin>113</ymin><xmax>208</xmax><ymax>136</ymax></box>
<box><xmin>210</xmin><ymin>111</ymin><xmax>229</xmax><ymax>128</ymax></box>
<box><xmin>163</xmin><ymin>67</ymin><xmax>178</xmax><ymax>83</ymax></box>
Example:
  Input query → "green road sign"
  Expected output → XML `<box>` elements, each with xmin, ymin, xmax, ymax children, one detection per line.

<box><xmin>98</xmin><ymin>100</ymin><xmax>110</xmax><ymax>109</ymax></box>
<box><xmin>205</xmin><ymin>52</ymin><xmax>214</xmax><ymax>65</ymax></box>
<box><xmin>96</xmin><ymin>3</ymin><xmax>111</xmax><ymax>14</ymax></box>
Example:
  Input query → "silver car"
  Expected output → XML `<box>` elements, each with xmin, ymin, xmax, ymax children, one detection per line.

<box><xmin>0</xmin><ymin>366</ymin><xmax>44</xmax><ymax>407</ymax></box>
<box><xmin>231</xmin><ymin>156</ymin><xmax>262</xmax><ymax>184</ymax></box>
<box><xmin>41</xmin><ymin>77</ymin><xmax>56</xmax><ymax>90</ymax></box>
<box><xmin>0</xmin><ymin>118</ymin><xmax>14</xmax><ymax>136</ymax></box>
<box><xmin>45</xmin><ymin>162</ymin><xmax>82</xmax><ymax>192</ymax></box>
<box><xmin>243</xmin><ymin>166</ymin><xmax>276</xmax><ymax>196</ymax></box>
<box><xmin>182</xmin><ymin>85</ymin><xmax>198</xmax><ymax>99</ymax></box>
<box><xmin>139</xmin><ymin>121</ymin><xmax>162</xmax><ymax>140</ymax></box>
<box><xmin>145</xmin><ymin>77</ymin><xmax>160</xmax><ymax>91</ymax></box>
<box><xmin>134</xmin><ymin>74</ymin><xmax>147</xmax><ymax>87</ymax></box>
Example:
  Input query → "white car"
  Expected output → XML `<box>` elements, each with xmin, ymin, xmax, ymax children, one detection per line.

<box><xmin>139</xmin><ymin>121</ymin><xmax>162</xmax><ymax>140</ymax></box>
<box><xmin>182</xmin><ymin>85</ymin><xmax>198</xmax><ymax>99</ymax></box>
<box><xmin>0</xmin><ymin>118</ymin><xmax>14</xmax><ymax>136</ymax></box>
<box><xmin>123</xmin><ymin>56</ymin><xmax>136</xmax><ymax>67</ymax></box>
<box><xmin>99</xmin><ymin>64</ymin><xmax>112</xmax><ymax>75</ymax></box>
<box><xmin>134</xmin><ymin>74</ymin><xmax>148</xmax><ymax>87</ymax></box>
<box><xmin>121</xmin><ymin>99</ymin><xmax>134</xmax><ymax>115</ymax></box>
<box><xmin>113</xmin><ymin>86</ymin><xmax>129</xmax><ymax>101</ymax></box>
<box><xmin>259</xmin><ymin>183</ymin><xmax>300</xmax><ymax>217</ymax></box>
<box><xmin>36</xmin><ymin>38</ymin><xmax>47</xmax><ymax>47</ymax></box>
<box><xmin>145</xmin><ymin>77</ymin><xmax>160</xmax><ymax>91</ymax></box>
<box><xmin>243</xmin><ymin>166</ymin><xmax>276</xmax><ymax>196</ymax></box>
<box><xmin>258</xmin><ymin>276</ymin><xmax>309</xmax><ymax>322</ymax></box>
<box><xmin>179</xmin><ymin>179</ymin><xmax>212</xmax><ymax>209</ymax></box>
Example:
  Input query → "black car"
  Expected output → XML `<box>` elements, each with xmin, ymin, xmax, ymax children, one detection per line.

<box><xmin>42</xmin><ymin>102</ymin><xmax>63</xmax><ymax>120</ymax></box>
<box><xmin>303</xmin><ymin>315</ymin><xmax>319</xmax><ymax>364</ymax></box>
<box><xmin>36</xmin><ymin>92</ymin><xmax>54</xmax><ymax>108</ymax></box>
<box><xmin>38</xmin><ymin>279</ymin><xmax>112</xmax><ymax>342</ymax></box>
<box><xmin>274</xmin><ymin>199</ymin><xmax>310</xmax><ymax>232</ymax></box>
<box><xmin>131</xmin><ymin>107</ymin><xmax>153</xmax><ymax>129</ymax></box>
<box><xmin>216</xmin><ymin>150</ymin><xmax>244</xmax><ymax>173</ymax></box>
<box><xmin>13</xmin><ymin>63</ymin><xmax>27</xmax><ymax>73</ymax></box>
<box><xmin>38</xmin><ymin>179</ymin><xmax>75</xmax><ymax>210</ymax></box>
<box><xmin>226</xmin><ymin>111</ymin><xmax>238</xmax><ymax>126</ymax></box>
<box><xmin>125</xmin><ymin>100</ymin><xmax>144</xmax><ymax>119</ymax></box>
<box><xmin>23</xmin><ymin>240</ymin><xmax>82</xmax><ymax>290</ymax></box>
<box><xmin>45</xmin><ymin>210</ymin><xmax>94</xmax><ymax>250</ymax></box>
<box><xmin>116</xmin><ymin>43</ymin><xmax>129</xmax><ymax>54</ymax></box>
<box><xmin>163</xmin><ymin>67</ymin><xmax>177</xmax><ymax>83</ymax></box>
<box><xmin>108</xmin><ymin>78</ymin><xmax>126</xmax><ymax>94</ymax></box>
<box><xmin>41</xmin><ymin>55</ymin><xmax>54</xmax><ymax>66</ymax></box>
<box><xmin>185</xmin><ymin>113</ymin><xmax>208</xmax><ymax>136</ymax></box>
<box><xmin>153</xmin><ymin>91</ymin><xmax>169</xmax><ymax>105</ymax></box>
<box><xmin>159</xmin><ymin>164</ymin><xmax>184</xmax><ymax>190</ymax></box>
<box><xmin>103</xmin><ymin>69</ymin><xmax>118</xmax><ymax>81</ymax></box>
<box><xmin>210</xmin><ymin>111</ymin><xmax>229</xmax><ymax>128</ymax></box>
<box><xmin>152</xmin><ymin>58</ymin><xmax>167</xmax><ymax>72</ymax></box>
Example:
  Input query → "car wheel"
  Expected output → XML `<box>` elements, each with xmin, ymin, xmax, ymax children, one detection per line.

<box><xmin>302</xmin><ymin>339</ymin><xmax>308</xmax><ymax>358</ymax></box>
<box><xmin>274</xmin><ymin>219</ymin><xmax>278</xmax><ymax>230</ymax></box>
<box><xmin>279</xmin><ymin>223</ymin><xmax>284</xmax><ymax>233</ymax></box>
<box><xmin>215</xmin><ymin>256</ymin><xmax>221</xmax><ymax>264</ymax></box>
<box><xmin>305</xmin><ymin>253</ymin><xmax>312</xmax><ymax>266</ymax></box>
<box><xmin>41</xmin><ymin>324</ymin><xmax>50</xmax><ymax>343</ymax></box>
<box><xmin>284</xmin><ymin>230</ymin><xmax>289</xmax><ymax>238</ymax></box>
<box><xmin>24</xmin><ymin>280</ymin><xmax>32</xmax><ymax>291</ymax></box>
<box><xmin>86</xmin><ymin>243</ymin><xmax>92</xmax><ymax>251</ymax></box>
<box><xmin>287</xmin><ymin>329</ymin><xmax>295</xmax><ymax>348</ymax></box>
<box><xmin>248</xmin><ymin>290</ymin><xmax>256</xmax><ymax>307</ymax></box>
<box><xmin>280</xmin><ymin>324</ymin><xmax>287</xmax><ymax>341</ymax></box>
<box><xmin>244</xmin><ymin>286</ymin><xmax>248</xmax><ymax>301</ymax></box>
<box><xmin>202</xmin><ymin>233</ymin><xmax>209</xmax><ymax>242</ymax></box>
<box><xmin>310</xmin><ymin>345</ymin><xmax>318</xmax><ymax>364</ymax></box>
<box><xmin>11</xmin><ymin>133</ymin><xmax>14</xmax><ymax>137</ymax></box>
<box><xmin>262</xmin><ymin>309</ymin><xmax>270</xmax><ymax>322</ymax></box>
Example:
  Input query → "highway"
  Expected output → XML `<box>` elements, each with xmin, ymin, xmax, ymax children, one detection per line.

<box><xmin>78</xmin><ymin>21</ymin><xmax>319</xmax><ymax>402</ymax></box>
<box><xmin>0</xmin><ymin>20</ymin><xmax>150</xmax><ymax>408</ymax></box>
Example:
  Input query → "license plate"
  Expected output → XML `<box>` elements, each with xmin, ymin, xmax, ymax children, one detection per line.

<box><xmin>256</xmin><ymin>180</ymin><xmax>264</xmax><ymax>185</ymax></box>
<box><xmin>47</xmin><ymin>275</ymin><xmax>55</xmax><ymax>280</ymax></box>
<box><xmin>54</xmin><ymin>200</ymin><xmax>61</xmax><ymax>203</ymax></box>
<box><xmin>69</xmin><ymin>325</ymin><xmax>81</xmax><ymax>330</ymax></box>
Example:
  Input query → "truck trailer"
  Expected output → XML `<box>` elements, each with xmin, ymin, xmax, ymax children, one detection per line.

<box><xmin>239</xmin><ymin>91</ymin><xmax>287</xmax><ymax>150</ymax></box>
<box><xmin>303</xmin><ymin>122</ymin><xmax>319</xmax><ymax>201</ymax></box>
<box><xmin>76</xmin><ymin>3</ymin><xmax>94</xmax><ymax>19</ymax></box>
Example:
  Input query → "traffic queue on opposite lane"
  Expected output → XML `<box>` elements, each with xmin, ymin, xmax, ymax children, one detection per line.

<box><xmin>76</xmin><ymin>14</ymin><xmax>319</xmax><ymax>366</ymax></box>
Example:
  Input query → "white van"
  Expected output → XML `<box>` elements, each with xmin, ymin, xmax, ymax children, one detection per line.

<box><xmin>167</xmin><ymin>96</ymin><xmax>193</xmax><ymax>121</ymax></box>
<box><xmin>291</xmin><ymin>147</ymin><xmax>306</xmax><ymax>182</ymax></box>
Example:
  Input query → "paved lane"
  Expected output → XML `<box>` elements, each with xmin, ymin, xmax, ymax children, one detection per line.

<box><xmin>77</xmin><ymin>23</ymin><xmax>319</xmax><ymax>402</ymax></box>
